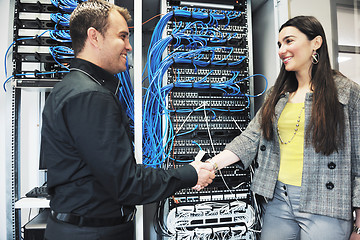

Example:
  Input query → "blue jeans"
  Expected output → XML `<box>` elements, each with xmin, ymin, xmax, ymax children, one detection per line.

<box><xmin>260</xmin><ymin>181</ymin><xmax>352</xmax><ymax>240</ymax></box>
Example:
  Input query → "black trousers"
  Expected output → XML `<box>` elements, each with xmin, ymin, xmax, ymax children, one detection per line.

<box><xmin>44</xmin><ymin>214</ymin><xmax>134</xmax><ymax>240</ymax></box>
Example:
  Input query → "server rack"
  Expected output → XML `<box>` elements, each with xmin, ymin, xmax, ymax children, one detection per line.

<box><xmin>10</xmin><ymin>1</ymin><xmax>77</xmax><ymax>239</ymax></box>
<box><xmin>141</xmin><ymin>0</ymin><xmax>264</xmax><ymax>239</ymax></box>
<box><xmin>11</xmin><ymin>0</ymin><xmax>74</xmax><ymax>89</ymax></box>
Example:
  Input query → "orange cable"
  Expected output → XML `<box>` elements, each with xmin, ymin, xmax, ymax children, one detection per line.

<box><xmin>128</xmin><ymin>13</ymin><xmax>164</xmax><ymax>28</ymax></box>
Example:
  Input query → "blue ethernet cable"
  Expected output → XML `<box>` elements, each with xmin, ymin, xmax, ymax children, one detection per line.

<box><xmin>3</xmin><ymin>30</ymin><xmax>52</xmax><ymax>91</ymax></box>
<box><xmin>4</xmin><ymin>30</ymin><xmax>50</xmax><ymax>77</ymax></box>
<box><xmin>143</xmin><ymin>49</ymin><xmax>245</xmax><ymax>166</ymax></box>
<box><xmin>3</xmin><ymin>75</ymin><xmax>14</xmax><ymax>92</ymax></box>
<box><xmin>50</xmin><ymin>30</ymin><xmax>71</xmax><ymax>43</ymax></box>
<box><xmin>49</xmin><ymin>46</ymin><xmax>74</xmax><ymax>70</ymax></box>
<box><xmin>51</xmin><ymin>0</ymin><xmax>85</xmax><ymax>12</ymax></box>
<box><xmin>3</xmin><ymin>1</ymin><xmax>81</xmax><ymax>92</ymax></box>
<box><xmin>192</xmin><ymin>140</ymin><xmax>203</xmax><ymax>151</ymax></box>
<box><xmin>2</xmin><ymin>73</ymin><xmax>35</xmax><ymax>92</ymax></box>
<box><xmin>141</xmin><ymin>7</ymin><xmax>269</xmax><ymax>167</ymax></box>
<box><xmin>116</xmin><ymin>59</ymin><xmax>134</xmax><ymax>133</ymax></box>
<box><xmin>148</xmin><ymin>7</ymin><xmax>233</xmax><ymax>53</ymax></box>
<box><xmin>50</xmin><ymin>13</ymin><xmax>70</xmax><ymax>27</ymax></box>
<box><xmin>3</xmin><ymin>70</ymin><xmax>69</xmax><ymax>92</ymax></box>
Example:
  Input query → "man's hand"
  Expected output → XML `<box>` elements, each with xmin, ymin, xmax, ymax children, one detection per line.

<box><xmin>189</xmin><ymin>160</ymin><xmax>215</xmax><ymax>191</ymax></box>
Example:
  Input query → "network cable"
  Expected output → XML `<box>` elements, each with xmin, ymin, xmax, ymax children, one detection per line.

<box><xmin>116</xmin><ymin>59</ymin><xmax>134</xmax><ymax>133</ymax></box>
<box><xmin>3</xmin><ymin>30</ymin><xmax>51</xmax><ymax>91</ymax></box>
<box><xmin>49</xmin><ymin>30</ymin><xmax>71</xmax><ymax>43</ymax></box>
<box><xmin>51</xmin><ymin>0</ymin><xmax>85</xmax><ymax>12</ymax></box>
<box><xmin>50</xmin><ymin>13</ymin><xmax>70</xmax><ymax>27</ymax></box>
<box><xmin>49</xmin><ymin>46</ymin><xmax>74</xmax><ymax>70</ymax></box>
<box><xmin>3</xmin><ymin>70</ymin><xmax>69</xmax><ymax>92</ymax></box>
<box><xmin>166</xmin><ymin>201</ymin><xmax>256</xmax><ymax>239</ymax></box>
<box><xmin>142</xmin><ymin>7</ymin><xmax>268</xmax><ymax>167</ymax></box>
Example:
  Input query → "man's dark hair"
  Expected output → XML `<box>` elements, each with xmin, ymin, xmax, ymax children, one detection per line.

<box><xmin>70</xmin><ymin>0</ymin><xmax>131</xmax><ymax>56</ymax></box>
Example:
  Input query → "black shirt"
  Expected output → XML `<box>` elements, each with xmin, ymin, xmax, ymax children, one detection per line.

<box><xmin>40</xmin><ymin>58</ymin><xmax>197</xmax><ymax>218</ymax></box>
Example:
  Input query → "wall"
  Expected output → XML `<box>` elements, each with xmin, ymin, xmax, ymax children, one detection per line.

<box><xmin>252</xmin><ymin>0</ymin><xmax>290</xmax><ymax>112</ymax></box>
<box><xmin>252</xmin><ymin>0</ymin><xmax>277</xmax><ymax>112</ymax></box>
<box><xmin>289</xmin><ymin>0</ymin><xmax>334</xmax><ymax>65</ymax></box>
<box><xmin>252</xmin><ymin>0</ymin><xmax>336</xmax><ymax>113</ymax></box>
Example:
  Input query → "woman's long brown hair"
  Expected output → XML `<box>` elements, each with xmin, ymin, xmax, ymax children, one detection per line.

<box><xmin>260</xmin><ymin>16</ymin><xmax>344</xmax><ymax>155</ymax></box>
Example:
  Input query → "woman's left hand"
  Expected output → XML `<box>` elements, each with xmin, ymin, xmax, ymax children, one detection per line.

<box><xmin>350</xmin><ymin>232</ymin><xmax>360</xmax><ymax>240</ymax></box>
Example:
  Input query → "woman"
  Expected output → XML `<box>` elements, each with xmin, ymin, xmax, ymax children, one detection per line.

<box><xmin>206</xmin><ymin>16</ymin><xmax>360</xmax><ymax>239</ymax></box>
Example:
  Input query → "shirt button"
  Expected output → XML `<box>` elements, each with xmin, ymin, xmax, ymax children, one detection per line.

<box><xmin>328</xmin><ymin>162</ymin><xmax>336</xmax><ymax>169</ymax></box>
<box><xmin>326</xmin><ymin>182</ymin><xmax>334</xmax><ymax>190</ymax></box>
<box><xmin>260</xmin><ymin>145</ymin><xmax>266</xmax><ymax>151</ymax></box>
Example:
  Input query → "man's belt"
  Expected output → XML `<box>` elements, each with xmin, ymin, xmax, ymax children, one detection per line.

<box><xmin>50</xmin><ymin>209</ymin><xmax>136</xmax><ymax>227</ymax></box>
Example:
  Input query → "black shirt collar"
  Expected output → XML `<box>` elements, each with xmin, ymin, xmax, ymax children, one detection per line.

<box><xmin>69</xmin><ymin>58</ymin><xmax>121</xmax><ymax>95</ymax></box>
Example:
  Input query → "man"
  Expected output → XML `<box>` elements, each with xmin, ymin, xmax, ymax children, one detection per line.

<box><xmin>40</xmin><ymin>1</ymin><xmax>215</xmax><ymax>239</ymax></box>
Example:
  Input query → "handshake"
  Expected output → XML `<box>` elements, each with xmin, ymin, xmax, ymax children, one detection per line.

<box><xmin>189</xmin><ymin>160</ymin><xmax>216</xmax><ymax>191</ymax></box>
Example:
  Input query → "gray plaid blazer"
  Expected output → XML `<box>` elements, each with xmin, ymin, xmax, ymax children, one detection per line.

<box><xmin>225</xmin><ymin>74</ymin><xmax>360</xmax><ymax>220</ymax></box>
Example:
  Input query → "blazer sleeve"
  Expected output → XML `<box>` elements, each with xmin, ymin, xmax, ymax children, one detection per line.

<box><xmin>224</xmin><ymin>88</ymin><xmax>275</xmax><ymax>169</ymax></box>
<box><xmin>224</xmin><ymin>108</ymin><xmax>262</xmax><ymax>170</ymax></box>
<box><xmin>350</xmin><ymin>81</ymin><xmax>360</xmax><ymax>208</ymax></box>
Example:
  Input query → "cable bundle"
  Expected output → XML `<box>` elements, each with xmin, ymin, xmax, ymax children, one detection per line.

<box><xmin>3</xmin><ymin>29</ymin><xmax>71</xmax><ymax>91</ymax></box>
<box><xmin>116</xmin><ymin>59</ymin><xmax>134</xmax><ymax>133</ymax></box>
<box><xmin>149</xmin><ymin>7</ymin><xmax>240</xmax><ymax>48</ymax></box>
<box><xmin>51</xmin><ymin>0</ymin><xmax>85</xmax><ymax>12</ymax></box>
<box><xmin>50</xmin><ymin>13</ymin><xmax>71</xmax><ymax>27</ymax></box>
<box><xmin>49</xmin><ymin>46</ymin><xmax>74</xmax><ymax>70</ymax></box>
<box><xmin>167</xmin><ymin>226</ymin><xmax>256</xmax><ymax>240</ymax></box>
<box><xmin>166</xmin><ymin>201</ymin><xmax>256</xmax><ymax>239</ymax></box>
<box><xmin>0</xmin><ymin>1</ymin><xmax>77</xmax><ymax>91</ymax></box>
<box><xmin>49</xmin><ymin>30</ymin><xmax>71</xmax><ymax>43</ymax></box>
<box><xmin>142</xmin><ymin>7</ymin><xmax>267</xmax><ymax>167</ymax></box>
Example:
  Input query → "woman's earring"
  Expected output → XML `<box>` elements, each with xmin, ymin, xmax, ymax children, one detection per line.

<box><xmin>312</xmin><ymin>51</ymin><xmax>319</xmax><ymax>64</ymax></box>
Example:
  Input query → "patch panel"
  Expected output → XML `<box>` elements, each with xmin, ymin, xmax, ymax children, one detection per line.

<box><xmin>18</xmin><ymin>12</ymin><xmax>52</xmax><ymax>20</ymax></box>
<box><xmin>11</xmin><ymin>0</ymin><xmax>74</xmax><ymax>88</ymax></box>
<box><xmin>168</xmin><ymin>68</ymin><xmax>238</xmax><ymax>76</ymax></box>
<box><xmin>169</xmin><ymin>88</ymin><xmax>250</xmax><ymax>98</ymax></box>
<box><xmin>16</xmin><ymin>1</ymin><xmax>57</xmax><ymax>13</ymax></box>
<box><xmin>173</xmin><ymin>122</ymin><xmax>241</xmax><ymax>131</ymax></box>
<box><xmin>171</xmin><ymin>138</ymin><xmax>230</xmax><ymax>147</ymax></box>
<box><xmin>169</xmin><ymin>181</ymin><xmax>251</xmax><ymax>207</ymax></box>
<box><xmin>20</xmin><ymin>0</ymin><xmax>52</xmax><ymax>3</ymax></box>
<box><xmin>170</xmin><ymin>99</ymin><xmax>248</xmax><ymax>109</ymax></box>
<box><xmin>14</xmin><ymin>78</ymin><xmax>61</xmax><ymax>88</ymax></box>
<box><xmin>168</xmin><ymin>76</ymin><xmax>250</xmax><ymax>87</ymax></box>
<box><xmin>16</xmin><ymin>29</ymin><xmax>71</xmax><ymax>47</ymax></box>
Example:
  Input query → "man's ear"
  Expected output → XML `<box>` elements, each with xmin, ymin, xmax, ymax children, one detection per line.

<box><xmin>87</xmin><ymin>27</ymin><xmax>101</xmax><ymax>48</ymax></box>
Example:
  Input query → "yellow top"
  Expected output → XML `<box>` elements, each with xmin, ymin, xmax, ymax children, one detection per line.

<box><xmin>277</xmin><ymin>102</ymin><xmax>305</xmax><ymax>186</ymax></box>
